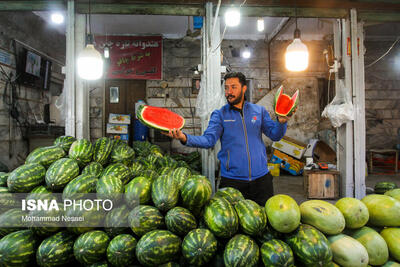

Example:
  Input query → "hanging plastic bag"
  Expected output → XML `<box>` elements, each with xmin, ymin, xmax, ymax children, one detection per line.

<box><xmin>55</xmin><ymin>81</ymin><xmax>66</xmax><ymax>125</ymax></box>
<box><xmin>321</xmin><ymin>93</ymin><xmax>354</xmax><ymax>128</ymax></box>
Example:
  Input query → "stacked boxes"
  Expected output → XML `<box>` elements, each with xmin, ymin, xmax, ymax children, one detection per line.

<box><xmin>106</xmin><ymin>113</ymin><xmax>131</xmax><ymax>143</ymax></box>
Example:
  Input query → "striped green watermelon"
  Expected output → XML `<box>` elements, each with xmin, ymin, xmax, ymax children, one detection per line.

<box><xmin>86</xmin><ymin>261</ymin><xmax>109</xmax><ymax>267</ymax></box>
<box><xmin>261</xmin><ymin>239</ymin><xmax>295</xmax><ymax>267</ymax></box>
<box><xmin>81</xmin><ymin>162</ymin><xmax>103</xmax><ymax>178</ymax></box>
<box><xmin>0</xmin><ymin>208</ymin><xmax>27</xmax><ymax>237</ymax></box>
<box><xmin>25</xmin><ymin>145</ymin><xmax>65</xmax><ymax>168</ymax></box>
<box><xmin>255</xmin><ymin>224</ymin><xmax>281</xmax><ymax>245</ymax></box>
<box><xmin>36</xmin><ymin>231</ymin><xmax>76</xmax><ymax>266</ymax></box>
<box><xmin>139</xmin><ymin>169</ymin><xmax>159</xmax><ymax>183</ymax></box>
<box><xmin>146</xmin><ymin>153</ymin><xmax>160</xmax><ymax>165</ymax></box>
<box><xmin>132</xmin><ymin>140</ymin><xmax>152</xmax><ymax>156</ymax></box>
<box><xmin>335</xmin><ymin>198</ymin><xmax>369</xmax><ymax>229</ymax></box>
<box><xmin>152</xmin><ymin>174</ymin><xmax>179</xmax><ymax>212</ymax></box>
<box><xmin>92</xmin><ymin>137</ymin><xmax>113</xmax><ymax>165</ymax></box>
<box><xmin>235</xmin><ymin>199</ymin><xmax>267</xmax><ymax>236</ymax></box>
<box><xmin>73</xmin><ymin>230</ymin><xmax>110</xmax><ymax>265</ymax></box>
<box><xmin>0</xmin><ymin>187</ymin><xmax>19</xmax><ymax>213</ymax></box>
<box><xmin>96</xmin><ymin>175</ymin><xmax>124</xmax><ymax>204</ymax></box>
<box><xmin>62</xmin><ymin>174</ymin><xmax>97</xmax><ymax>200</ymax></box>
<box><xmin>110</xmin><ymin>144</ymin><xmax>135</xmax><ymax>166</ymax></box>
<box><xmin>215</xmin><ymin>187</ymin><xmax>245</xmax><ymax>205</ymax></box>
<box><xmin>181</xmin><ymin>176</ymin><xmax>212</xmax><ymax>211</ymax></box>
<box><xmin>285</xmin><ymin>224</ymin><xmax>332</xmax><ymax>266</ymax></box>
<box><xmin>361</xmin><ymin>194</ymin><xmax>400</xmax><ymax>227</ymax></box>
<box><xmin>172</xmin><ymin>167</ymin><xmax>191</xmax><ymax>189</ymax></box>
<box><xmin>156</xmin><ymin>156</ymin><xmax>178</xmax><ymax>169</ymax></box>
<box><xmin>128</xmin><ymin>205</ymin><xmax>164</xmax><ymax>237</ymax></box>
<box><xmin>135</xmin><ymin>157</ymin><xmax>155</xmax><ymax>170</ymax></box>
<box><xmin>125</xmin><ymin>176</ymin><xmax>152</xmax><ymax>208</ymax></box>
<box><xmin>26</xmin><ymin>185</ymin><xmax>54</xmax><ymax>202</ymax></box>
<box><xmin>381</xmin><ymin>228</ymin><xmax>400</xmax><ymax>262</ymax></box>
<box><xmin>111</xmin><ymin>138</ymin><xmax>125</xmax><ymax>148</ymax></box>
<box><xmin>328</xmin><ymin>234</ymin><xmax>369</xmax><ymax>267</ymax></box>
<box><xmin>136</xmin><ymin>230</ymin><xmax>181</xmax><ymax>266</ymax></box>
<box><xmin>375</xmin><ymin>182</ymin><xmax>397</xmax><ymax>194</ymax></box>
<box><xmin>265</xmin><ymin>194</ymin><xmax>301</xmax><ymax>233</ymax></box>
<box><xmin>0</xmin><ymin>230</ymin><xmax>37</xmax><ymax>267</ymax></box>
<box><xmin>0</xmin><ymin>172</ymin><xmax>8</xmax><ymax>187</ymax></box>
<box><xmin>159</xmin><ymin>166</ymin><xmax>174</xmax><ymax>176</ymax></box>
<box><xmin>69</xmin><ymin>139</ymin><xmax>94</xmax><ymax>167</ymax></box>
<box><xmin>8</xmin><ymin>163</ymin><xmax>46</xmax><ymax>193</ymax></box>
<box><xmin>203</xmin><ymin>197</ymin><xmax>238</xmax><ymax>238</ymax></box>
<box><xmin>54</xmin><ymin>135</ymin><xmax>76</xmax><ymax>152</ymax></box>
<box><xmin>45</xmin><ymin>158</ymin><xmax>80</xmax><ymax>191</ymax></box>
<box><xmin>102</xmin><ymin>163</ymin><xmax>132</xmax><ymax>184</ymax></box>
<box><xmin>104</xmin><ymin>204</ymin><xmax>130</xmax><ymax>237</ymax></box>
<box><xmin>28</xmin><ymin>203</ymin><xmax>62</xmax><ymax>237</ymax></box>
<box><xmin>352</xmin><ymin>226</ymin><xmax>389</xmax><ymax>266</ymax></box>
<box><xmin>106</xmin><ymin>234</ymin><xmax>137</xmax><ymax>267</ymax></box>
<box><xmin>64</xmin><ymin>205</ymin><xmax>103</xmax><ymax>235</ymax></box>
<box><xmin>165</xmin><ymin>207</ymin><xmax>197</xmax><ymax>236</ymax></box>
<box><xmin>224</xmin><ymin>234</ymin><xmax>259</xmax><ymax>267</ymax></box>
<box><xmin>130</xmin><ymin>161</ymin><xmax>145</xmax><ymax>177</ymax></box>
<box><xmin>182</xmin><ymin>228</ymin><xmax>217</xmax><ymax>266</ymax></box>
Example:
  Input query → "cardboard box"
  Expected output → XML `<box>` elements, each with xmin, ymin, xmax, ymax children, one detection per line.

<box><xmin>303</xmin><ymin>170</ymin><xmax>340</xmax><ymax>199</ymax></box>
<box><xmin>106</xmin><ymin>124</ymin><xmax>129</xmax><ymax>134</ymax></box>
<box><xmin>109</xmin><ymin>113</ymin><xmax>131</xmax><ymax>124</ymax></box>
<box><xmin>272</xmin><ymin>136</ymin><xmax>307</xmax><ymax>160</ymax></box>
<box><xmin>110</xmin><ymin>134</ymin><xmax>129</xmax><ymax>143</ymax></box>
<box><xmin>270</xmin><ymin>149</ymin><xmax>305</xmax><ymax>176</ymax></box>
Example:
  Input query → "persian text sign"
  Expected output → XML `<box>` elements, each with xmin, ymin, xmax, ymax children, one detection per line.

<box><xmin>95</xmin><ymin>36</ymin><xmax>162</xmax><ymax>80</ymax></box>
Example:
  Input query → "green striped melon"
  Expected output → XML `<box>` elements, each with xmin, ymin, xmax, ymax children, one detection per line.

<box><xmin>361</xmin><ymin>194</ymin><xmax>400</xmax><ymax>227</ymax></box>
<box><xmin>25</xmin><ymin>145</ymin><xmax>65</xmax><ymax>168</ymax></box>
<box><xmin>156</xmin><ymin>156</ymin><xmax>178</xmax><ymax>169</ymax></box>
<box><xmin>130</xmin><ymin>161</ymin><xmax>145</xmax><ymax>177</ymax></box>
<box><xmin>300</xmin><ymin>200</ymin><xmax>345</xmax><ymax>235</ymax></box>
<box><xmin>7</xmin><ymin>163</ymin><xmax>46</xmax><ymax>193</ymax></box>
<box><xmin>328</xmin><ymin>234</ymin><xmax>369</xmax><ymax>267</ymax></box>
<box><xmin>128</xmin><ymin>205</ymin><xmax>164</xmax><ymax>236</ymax></box>
<box><xmin>255</xmin><ymin>224</ymin><xmax>281</xmax><ymax>245</ymax></box>
<box><xmin>181</xmin><ymin>176</ymin><xmax>212</xmax><ymax>211</ymax></box>
<box><xmin>224</xmin><ymin>234</ymin><xmax>259</xmax><ymax>267</ymax></box>
<box><xmin>102</xmin><ymin>163</ymin><xmax>132</xmax><ymax>184</ymax></box>
<box><xmin>86</xmin><ymin>261</ymin><xmax>109</xmax><ymax>267</ymax></box>
<box><xmin>125</xmin><ymin>176</ymin><xmax>152</xmax><ymax>208</ymax></box>
<box><xmin>36</xmin><ymin>231</ymin><xmax>76</xmax><ymax>267</ymax></box>
<box><xmin>28</xmin><ymin>204</ymin><xmax>62</xmax><ymax>237</ymax></box>
<box><xmin>81</xmin><ymin>162</ymin><xmax>103</xmax><ymax>178</ymax></box>
<box><xmin>69</xmin><ymin>139</ymin><xmax>94</xmax><ymax>167</ymax></box>
<box><xmin>265</xmin><ymin>194</ymin><xmax>301</xmax><ymax>233</ymax></box>
<box><xmin>139</xmin><ymin>169</ymin><xmax>159</xmax><ymax>183</ymax></box>
<box><xmin>152</xmin><ymin>174</ymin><xmax>179</xmax><ymax>212</ymax></box>
<box><xmin>45</xmin><ymin>158</ymin><xmax>80</xmax><ymax>191</ymax></box>
<box><xmin>0</xmin><ymin>230</ymin><xmax>37</xmax><ymax>267</ymax></box>
<box><xmin>0</xmin><ymin>187</ymin><xmax>19</xmax><ymax>213</ymax></box>
<box><xmin>352</xmin><ymin>226</ymin><xmax>389</xmax><ymax>266</ymax></box>
<box><xmin>136</xmin><ymin>230</ymin><xmax>181</xmax><ymax>266</ymax></box>
<box><xmin>182</xmin><ymin>228</ymin><xmax>217</xmax><ymax>266</ymax></box>
<box><xmin>54</xmin><ymin>135</ymin><xmax>76</xmax><ymax>152</ymax></box>
<box><xmin>203</xmin><ymin>197</ymin><xmax>238</xmax><ymax>238</ymax></box>
<box><xmin>381</xmin><ymin>228</ymin><xmax>400</xmax><ymax>262</ymax></box>
<box><xmin>215</xmin><ymin>187</ymin><xmax>245</xmax><ymax>205</ymax></box>
<box><xmin>104</xmin><ymin>204</ymin><xmax>130</xmax><ymax>237</ymax></box>
<box><xmin>285</xmin><ymin>224</ymin><xmax>332</xmax><ymax>266</ymax></box>
<box><xmin>383</xmin><ymin>261</ymin><xmax>400</xmax><ymax>267</ymax></box>
<box><xmin>159</xmin><ymin>166</ymin><xmax>174</xmax><ymax>176</ymax></box>
<box><xmin>165</xmin><ymin>207</ymin><xmax>197</xmax><ymax>236</ymax></box>
<box><xmin>235</xmin><ymin>199</ymin><xmax>267</xmax><ymax>236</ymax></box>
<box><xmin>135</xmin><ymin>157</ymin><xmax>155</xmax><ymax>170</ymax></box>
<box><xmin>62</xmin><ymin>174</ymin><xmax>97</xmax><ymax>200</ymax></box>
<box><xmin>0</xmin><ymin>172</ymin><xmax>8</xmax><ymax>187</ymax></box>
<box><xmin>106</xmin><ymin>234</ymin><xmax>137</xmax><ymax>267</ymax></box>
<box><xmin>73</xmin><ymin>230</ymin><xmax>110</xmax><ymax>265</ymax></box>
<box><xmin>96</xmin><ymin>175</ymin><xmax>124</xmax><ymax>204</ymax></box>
<box><xmin>261</xmin><ymin>239</ymin><xmax>295</xmax><ymax>267</ymax></box>
<box><xmin>92</xmin><ymin>137</ymin><xmax>113</xmax><ymax>165</ymax></box>
<box><xmin>335</xmin><ymin>197</ymin><xmax>369</xmax><ymax>229</ymax></box>
<box><xmin>64</xmin><ymin>205</ymin><xmax>103</xmax><ymax>235</ymax></box>
<box><xmin>110</xmin><ymin>144</ymin><xmax>135</xmax><ymax>166</ymax></box>
<box><xmin>26</xmin><ymin>185</ymin><xmax>54</xmax><ymax>202</ymax></box>
<box><xmin>385</xmin><ymin>188</ymin><xmax>400</xmax><ymax>201</ymax></box>
<box><xmin>0</xmin><ymin>208</ymin><xmax>27</xmax><ymax>237</ymax></box>
<box><xmin>375</xmin><ymin>182</ymin><xmax>397</xmax><ymax>194</ymax></box>
<box><xmin>145</xmin><ymin>153</ymin><xmax>159</xmax><ymax>165</ymax></box>
<box><xmin>172</xmin><ymin>167</ymin><xmax>191</xmax><ymax>189</ymax></box>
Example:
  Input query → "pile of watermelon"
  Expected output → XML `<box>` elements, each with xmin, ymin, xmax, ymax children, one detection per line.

<box><xmin>0</xmin><ymin>136</ymin><xmax>399</xmax><ymax>267</ymax></box>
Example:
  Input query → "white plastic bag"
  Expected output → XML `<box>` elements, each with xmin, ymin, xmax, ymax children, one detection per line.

<box><xmin>55</xmin><ymin>82</ymin><xmax>66</xmax><ymax>125</ymax></box>
<box><xmin>322</xmin><ymin>94</ymin><xmax>354</xmax><ymax>128</ymax></box>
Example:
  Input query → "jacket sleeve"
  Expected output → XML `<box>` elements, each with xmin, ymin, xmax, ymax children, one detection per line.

<box><xmin>261</xmin><ymin>106</ymin><xmax>287</xmax><ymax>141</ymax></box>
<box><xmin>184</xmin><ymin>110</ymin><xmax>223</xmax><ymax>148</ymax></box>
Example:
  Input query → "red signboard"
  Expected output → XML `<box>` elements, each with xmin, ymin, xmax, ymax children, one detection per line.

<box><xmin>95</xmin><ymin>36</ymin><xmax>162</xmax><ymax>80</ymax></box>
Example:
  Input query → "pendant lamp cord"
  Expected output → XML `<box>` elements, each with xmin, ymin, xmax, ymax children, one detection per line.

<box><xmin>89</xmin><ymin>0</ymin><xmax>92</xmax><ymax>34</ymax></box>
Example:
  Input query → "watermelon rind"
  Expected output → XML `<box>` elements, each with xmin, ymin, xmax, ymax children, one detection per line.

<box><xmin>137</xmin><ymin>105</ymin><xmax>185</xmax><ymax>132</ymax></box>
<box><xmin>273</xmin><ymin>86</ymin><xmax>299</xmax><ymax>117</ymax></box>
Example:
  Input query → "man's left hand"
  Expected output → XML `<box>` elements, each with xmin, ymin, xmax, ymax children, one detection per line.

<box><xmin>278</xmin><ymin>108</ymin><xmax>297</xmax><ymax>123</ymax></box>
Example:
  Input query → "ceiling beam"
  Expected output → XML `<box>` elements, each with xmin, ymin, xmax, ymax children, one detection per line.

<box><xmin>0</xmin><ymin>1</ymin><xmax>65</xmax><ymax>11</ymax></box>
<box><xmin>265</xmin><ymin>17</ymin><xmax>290</xmax><ymax>43</ymax></box>
<box><xmin>358</xmin><ymin>11</ymin><xmax>400</xmax><ymax>22</ymax></box>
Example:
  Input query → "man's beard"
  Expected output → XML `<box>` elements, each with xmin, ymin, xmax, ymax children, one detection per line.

<box><xmin>226</xmin><ymin>90</ymin><xmax>244</xmax><ymax>106</ymax></box>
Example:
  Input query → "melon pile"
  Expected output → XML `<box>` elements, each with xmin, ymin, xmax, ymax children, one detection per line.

<box><xmin>0</xmin><ymin>137</ymin><xmax>399</xmax><ymax>267</ymax></box>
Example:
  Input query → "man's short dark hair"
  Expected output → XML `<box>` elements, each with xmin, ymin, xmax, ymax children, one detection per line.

<box><xmin>224</xmin><ymin>72</ymin><xmax>247</xmax><ymax>87</ymax></box>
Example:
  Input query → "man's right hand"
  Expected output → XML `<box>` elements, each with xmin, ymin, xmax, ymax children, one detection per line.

<box><xmin>161</xmin><ymin>128</ymin><xmax>187</xmax><ymax>143</ymax></box>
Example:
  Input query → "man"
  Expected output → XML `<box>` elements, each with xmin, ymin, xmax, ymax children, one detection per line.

<box><xmin>164</xmin><ymin>72</ymin><xmax>294</xmax><ymax>206</ymax></box>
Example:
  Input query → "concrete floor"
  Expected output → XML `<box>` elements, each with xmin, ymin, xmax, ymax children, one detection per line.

<box><xmin>273</xmin><ymin>174</ymin><xmax>400</xmax><ymax>204</ymax></box>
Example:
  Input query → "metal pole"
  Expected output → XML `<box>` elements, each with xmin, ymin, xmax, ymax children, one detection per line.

<box><xmin>65</xmin><ymin>0</ymin><xmax>75</xmax><ymax>136</ymax></box>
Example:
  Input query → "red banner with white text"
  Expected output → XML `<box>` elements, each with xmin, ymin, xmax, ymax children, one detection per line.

<box><xmin>95</xmin><ymin>36</ymin><xmax>162</xmax><ymax>80</ymax></box>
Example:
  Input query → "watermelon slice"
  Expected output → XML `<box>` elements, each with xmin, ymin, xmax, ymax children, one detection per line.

<box><xmin>137</xmin><ymin>105</ymin><xmax>185</xmax><ymax>131</ymax></box>
<box><xmin>273</xmin><ymin>86</ymin><xmax>299</xmax><ymax>117</ymax></box>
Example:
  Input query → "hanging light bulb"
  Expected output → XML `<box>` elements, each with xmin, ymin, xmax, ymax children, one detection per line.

<box><xmin>285</xmin><ymin>20</ymin><xmax>309</xmax><ymax>71</ymax></box>
<box><xmin>104</xmin><ymin>46</ymin><xmax>110</xmax><ymax>59</ymax></box>
<box><xmin>51</xmin><ymin>12</ymin><xmax>64</xmax><ymax>24</ymax></box>
<box><xmin>224</xmin><ymin>6</ymin><xmax>241</xmax><ymax>27</ymax></box>
<box><xmin>257</xmin><ymin>18</ymin><xmax>264</xmax><ymax>32</ymax></box>
<box><xmin>242</xmin><ymin>45</ymin><xmax>251</xmax><ymax>59</ymax></box>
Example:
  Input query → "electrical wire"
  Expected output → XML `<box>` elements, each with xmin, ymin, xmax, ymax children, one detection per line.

<box><xmin>365</xmin><ymin>36</ymin><xmax>400</xmax><ymax>69</ymax></box>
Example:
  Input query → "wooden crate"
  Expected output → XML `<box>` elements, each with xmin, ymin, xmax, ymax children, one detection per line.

<box><xmin>303</xmin><ymin>170</ymin><xmax>340</xmax><ymax>199</ymax></box>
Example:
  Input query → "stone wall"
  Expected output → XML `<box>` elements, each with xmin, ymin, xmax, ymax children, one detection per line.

<box><xmin>0</xmin><ymin>12</ymin><xmax>65</xmax><ymax>169</ymax></box>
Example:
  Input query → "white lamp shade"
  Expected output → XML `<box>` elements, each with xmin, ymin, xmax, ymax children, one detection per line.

<box><xmin>77</xmin><ymin>44</ymin><xmax>104</xmax><ymax>80</ymax></box>
<box><xmin>285</xmin><ymin>38</ymin><xmax>309</xmax><ymax>72</ymax></box>
<box><xmin>242</xmin><ymin>49</ymin><xmax>251</xmax><ymax>59</ymax></box>
<box><xmin>224</xmin><ymin>8</ymin><xmax>240</xmax><ymax>27</ymax></box>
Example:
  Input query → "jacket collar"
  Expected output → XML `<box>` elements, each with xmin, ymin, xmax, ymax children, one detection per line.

<box><xmin>229</xmin><ymin>101</ymin><xmax>247</xmax><ymax>112</ymax></box>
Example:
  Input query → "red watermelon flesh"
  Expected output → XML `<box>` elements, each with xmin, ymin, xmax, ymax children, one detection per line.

<box><xmin>274</xmin><ymin>86</ymin><xmax>299</xmax><ymax>117</ymax></box>
<box><xmin>137</xmin><ymin>105</ymin><xmax>185</xmax><ymax>131</ymax></box>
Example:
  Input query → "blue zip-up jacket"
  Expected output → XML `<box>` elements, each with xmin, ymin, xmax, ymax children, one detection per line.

<box><xmin>185</xmin><ymin>102</ymin><xmax>287</xmax><ymax>181</ymax></box>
